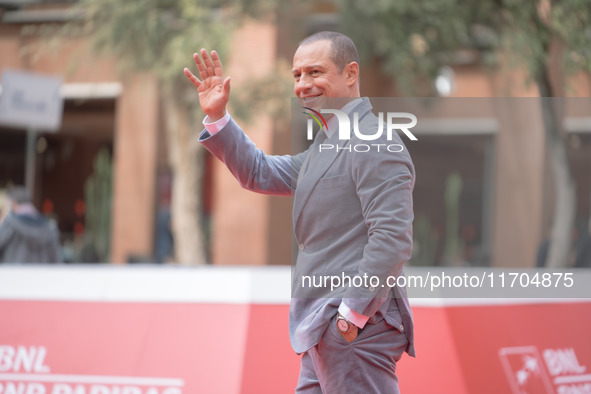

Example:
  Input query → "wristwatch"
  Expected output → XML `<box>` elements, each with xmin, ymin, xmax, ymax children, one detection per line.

<box><xmin>336</xmin><ymin>313</ymin><xmax>359</xmax><ymax>343</ymax></box>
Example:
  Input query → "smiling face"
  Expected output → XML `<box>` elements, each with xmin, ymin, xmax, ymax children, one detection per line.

<box><xmin>292</xmin><ymin>40</ymin><xmax>359</xmax><ymax>110</ymax></box>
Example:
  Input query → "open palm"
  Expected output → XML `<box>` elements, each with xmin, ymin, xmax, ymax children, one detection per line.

<box><xmin>184</xmin><ymin>49</ymin><xmax>231</xmax><ymax>121</ymax></box>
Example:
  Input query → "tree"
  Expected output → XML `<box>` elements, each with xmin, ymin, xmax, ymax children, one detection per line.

<box><xmin>338</xmin><ymin>0</ymin><xmax>591</xmax><ymax>267</ymax></box>
<box><xmin>61</xmin><ymin>0</ymin><xmax>274</xmax><ymax>264</ymax></box>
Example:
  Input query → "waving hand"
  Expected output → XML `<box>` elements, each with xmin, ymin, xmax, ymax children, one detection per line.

<box><xmin>184</xmin><ymin>49</ymin><xmax>231</xmax><ymax>122</ymax></box>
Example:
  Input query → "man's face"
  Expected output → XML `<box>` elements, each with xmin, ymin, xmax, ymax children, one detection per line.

<box><xmin>292</xmin><ymin>40</ymin><xmax>353</xmax><ymax>109</ymax></box>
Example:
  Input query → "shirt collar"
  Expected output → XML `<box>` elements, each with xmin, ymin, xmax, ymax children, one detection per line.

<box><xmin>324</xmin><ymin>98</ymin><xmax>363</xmax><ymax>139</ymax></box>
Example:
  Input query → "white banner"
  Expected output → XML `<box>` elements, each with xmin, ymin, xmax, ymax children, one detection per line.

<box><xmin>0</xmin><ymin>69</ymin><xmax>63</xmax><ymax>131</ymax></box>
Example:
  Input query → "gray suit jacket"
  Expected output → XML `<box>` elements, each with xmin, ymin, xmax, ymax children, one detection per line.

<box><xmin>199</xmin><ymin>98</ymin><xmax>415</xmax><ymax>356</ymax></box>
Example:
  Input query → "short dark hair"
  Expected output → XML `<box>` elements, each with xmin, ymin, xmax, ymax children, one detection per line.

<box><xmin>299</xmin><ymin>31</ymin><xmax>360</xmax><ymax>71</ymax></box>
<box><xmin>6</xmin><ymin>186</ymin><xmax>31</xmax><ymax>205</ymax></box>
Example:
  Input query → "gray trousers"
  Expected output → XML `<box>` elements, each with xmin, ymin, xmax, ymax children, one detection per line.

<box><xmin>296</xmin><ymin>314</ymin><xmax>408</xmax><ymax>393</ymax></box>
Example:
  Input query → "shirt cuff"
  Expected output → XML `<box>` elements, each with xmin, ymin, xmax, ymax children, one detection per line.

<box><xmin>338</xmin><ymin>301</ymin><xmax>369</xmax><ymax>329</ymax></box>
<box><xmin>203</xmin><ymin>112</ymin><xmax>231</xmax><ymax>135</ymax></box>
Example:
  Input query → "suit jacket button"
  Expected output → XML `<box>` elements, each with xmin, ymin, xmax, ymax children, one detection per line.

<box><xmin>399</xmin><ymin>324</ymin><xmax>405</xmax><ymax>332</ymax></box>
<box><xmin>369</xmin><ymin>286</ymin><xmax>376</xmax><ymax>291</ymax></box>
<box><xmin>299</xmin><ymin>244</ymin><xmax>305</xmax><ymax>251</ymax></box>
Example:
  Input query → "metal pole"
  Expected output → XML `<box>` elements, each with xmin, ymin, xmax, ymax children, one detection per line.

<box><xmin>25</xmin><ymin>128</ymin><xmax>37</xmax><ymax>193</ymax></box>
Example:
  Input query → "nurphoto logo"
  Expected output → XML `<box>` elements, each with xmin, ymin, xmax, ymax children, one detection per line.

<box><xmin>302</xmin><ymin>107</ymin><xmax>418</xmax><ymax>153</ymax></box>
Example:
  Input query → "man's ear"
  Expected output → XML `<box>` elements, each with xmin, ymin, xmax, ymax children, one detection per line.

<box><xmin>344</xmin><ymin>61</ymin><xmax>359</xmax><ymax>87</ymax></box>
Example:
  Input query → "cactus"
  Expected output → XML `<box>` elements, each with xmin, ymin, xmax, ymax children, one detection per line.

<box><xmin>84</xmin><ymin>148</ymin><xmax>112</xmax><ymax>262</ymax></box>
<box><xmin>442</xmin><ymin>171</ymin><xmax>464</xmax><ymax>265</ymax></box>
<box><xmin>411</xmin><ymin>212</ymin><xmax>438</xmax><ymax>266</ymax></box>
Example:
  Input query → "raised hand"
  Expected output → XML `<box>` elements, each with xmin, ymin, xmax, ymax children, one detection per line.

<box><xmin>184</xmin><ymin>49</ymin><xmax>231</xmax><ymax>122</ymax></box>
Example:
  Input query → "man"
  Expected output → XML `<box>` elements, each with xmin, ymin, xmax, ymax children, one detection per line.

<box><xmin>185</xmin><ymin>31</ymin><xmax>415</xmax><ymax>393</ymax></box>
<box><xmin>0</xmin><ymin>186</ymin><xmax>62</xmax><ymax>263</ymax></box>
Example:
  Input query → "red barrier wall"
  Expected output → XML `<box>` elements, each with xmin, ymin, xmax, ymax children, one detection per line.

<box><xmin>1</xmin><ymin>267</ymin><xmax>589</xmax><ymax>394</ymax></box>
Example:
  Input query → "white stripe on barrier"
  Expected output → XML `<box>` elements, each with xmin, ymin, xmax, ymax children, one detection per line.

<box><xmin>0</xmin><ymin>265</ymin><xmax>291</xmax><ymax>304</ymax></box>
<box><xmin>0</xmin><ymin>373</ymin><xmax>184</xmax><ymax>386</ymax></box>
<box><xmin>0</xmin><ymin>265</ymin><xmax>589</xmax><ymax>306</ymax></box>
<box><xmin>554</xmin><ymin>374</ymin><xmax>591</xmax><ymax>385</ymax></box>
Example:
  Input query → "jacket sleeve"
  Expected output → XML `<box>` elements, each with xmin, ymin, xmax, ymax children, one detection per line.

<box><xmin>198</xmin><ymin>117</ymin><xmax>306</xmax><ymax>196</ymax></box>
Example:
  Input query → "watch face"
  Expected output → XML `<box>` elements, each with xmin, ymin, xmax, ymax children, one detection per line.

<box><xmin>337</xmin><ymin>319</ymin><xmax>349</xmax><ymax>332</ymax></box>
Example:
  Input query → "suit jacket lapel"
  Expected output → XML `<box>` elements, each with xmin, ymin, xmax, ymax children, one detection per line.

<box><xmin>292</xmin><ymin>98</ymin><xmax>373</xmax><ymax>229</ymax></box>
<box><xmin>299</xmin><ymin>127</ymin><xmax>327</xmax><ymax>177</ymax></box>
<box><xmin>292</xmin><ymin>130</ymin><xmax>349</xmax><ymax>228</ymax></box>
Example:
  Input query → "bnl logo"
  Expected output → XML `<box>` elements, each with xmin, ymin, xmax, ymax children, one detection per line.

<box><xmin>302</xmin><ymin>107</ymin><xmax>418</xmax><ymax>141</ymax></box>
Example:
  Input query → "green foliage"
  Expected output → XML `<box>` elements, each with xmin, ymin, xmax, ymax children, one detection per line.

<box><xmin>337</xmin><ymin>0</ymin><xmax>494</xmax><ymax>93</ymax></box>
<box><xmin>68</xmin><ymin>0</ymin><xmax>276</xmax><ymax>89</ymax></box>
<box><xmin>64</xmin><ymin>0</ymin><xmax>284</xmax><ymax>121</ymax></box>
<box><xmin>337</xmin><ymin>0</ymin><xmax>591</xmax><ymax>95</ymax></box>
<box><xmin>411</xmin><ymin>213</ymin><xmax>439</xmax><ymax>266</ymax></box>
<box><xmin>231</xmin><ymin>59</ymin><xmax>294</xmax><ymax>123</ymax></box>
<box><xmin>74</xmin><ymin>0</ymin><xmax>229</xmax><ymax>86</ymax></box>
